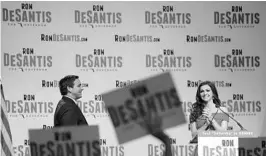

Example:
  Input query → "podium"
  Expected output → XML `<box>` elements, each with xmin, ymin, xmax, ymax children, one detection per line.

<box><xmin>197</xmin><ymin>131</ymin><xmax>256</xmax><ymax>156</ymax></box>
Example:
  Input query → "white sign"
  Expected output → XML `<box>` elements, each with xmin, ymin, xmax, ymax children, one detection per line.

<box><xmin>29</xmin><ymin>125</ymin><xmax>101</xmax><ymax>156</ymax></box>
<box><xmin>198</xmin><ymin>131</ymin><xmax>239</xmax><ymax>156</ymax></box>
<box><xmin>198</xmin><ymin>131</ymin><xmax>255</xmax><ymax>156</ymax></box>
<box><xmin>102</xmin><ymin>72</ymin><xmax>186</xmax><ymax>144</ymax></box>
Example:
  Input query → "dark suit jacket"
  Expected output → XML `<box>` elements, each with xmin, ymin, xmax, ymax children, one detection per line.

<box><xmin>54</xmin><ymin>96</ymin><xmax>88</xmax><ymax>127</ymax></box>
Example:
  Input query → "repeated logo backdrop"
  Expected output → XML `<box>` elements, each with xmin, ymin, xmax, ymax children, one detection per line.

<box><xmin>1</xmin><ymin>1</ymin><xmax>266</xmax><ymax>156</ymax></box>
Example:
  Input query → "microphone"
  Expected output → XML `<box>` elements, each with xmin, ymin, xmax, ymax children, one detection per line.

<box><xmin>216</xmin><ymin>105</ymin><xmax>247</xmax><ymax>131</ymax></box>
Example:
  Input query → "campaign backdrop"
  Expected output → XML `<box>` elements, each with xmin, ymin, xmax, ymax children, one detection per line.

<box><xmin>1</xmin><ymin>1</ymin><xmax>266</xmax><ymax>156</ymax></box>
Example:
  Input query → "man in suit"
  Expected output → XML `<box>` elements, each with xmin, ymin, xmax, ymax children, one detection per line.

<box><xmin>54</xmin><ymin>75</ymin><xmax>88</xmax><ymax>127</ymax></box>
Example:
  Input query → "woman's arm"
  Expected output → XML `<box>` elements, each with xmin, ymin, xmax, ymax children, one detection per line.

<box><xmin>207</xmin><ymin>107</ymin><xmax>229</xmax><ymax>131</ymax></box>
<box><xmin>190</xmin><ymin>121</ymin><xmax>209</xmax><ymax>138</ymax></box>
<box><xmin>209</xmin><ymin>119</ymin><xmax>228</xmax><ymax>131</ymax></box>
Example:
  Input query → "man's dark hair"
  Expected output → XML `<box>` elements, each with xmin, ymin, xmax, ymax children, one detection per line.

<box><xmin>59</xmin><ymin>75</ymin><xmax>79</xmax><ymax>96</ymax></box>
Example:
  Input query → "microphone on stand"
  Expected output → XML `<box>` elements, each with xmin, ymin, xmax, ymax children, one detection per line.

<box><xmin>216</xmin><ymin>105</ymin><xmax>247</xmax><ymax>131</ymax></box>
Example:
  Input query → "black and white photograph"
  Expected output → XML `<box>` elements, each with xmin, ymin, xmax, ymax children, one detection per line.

<box><xmin>1</xmin><ymin>1</ymin><xmax>266</xmax><ymax>156</ymax></box>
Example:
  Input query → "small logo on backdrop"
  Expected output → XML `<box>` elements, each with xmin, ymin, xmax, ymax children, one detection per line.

<box><xmin>115</xmin><ymin>80</ymin><xmax>140</xmax><ymax>88</ymax></box>
<box><xmin>145</xmin><ymin>49</ymin><xmax>192</xmax><ymax>72</ymax></box>
<box><xmin>5</xmin><ymin>94</ymin><xmax>55</xmax><ymax>119</ymax></box>
<box><xmin>98</xmin><ymin>139</ymin><xmax>125</xmax><ymax>156</ymax></box>
<box><xmin>3</xmin><ymin>48</ymin><xmax>52</xmax><ymax>72</ymax></box>
<box><xmin>145</xmin><ymin>5</ymin><xmax>191</xmax><ymax>29</ymax></box>
<box><xmin>214</xmin><ymin>49</ymin><xmax>260</xmax><ymax>72</ymax></box>
<box><xmin>43</xmin><ymin>125</ymin><xmax>54</xmax><ymax>129</ymax></box>
<box><xmin>40</xmin><ymin>33</ymin><xmax>88</xmax><ymax>42</ymax></box>
<box><xmin>114</xmin><ymin>34</ymin><xmax>160</xmax><ymax>43</ymax></box>
<box><xmin>13</xmin><ymin>139</ymin><xmax>32</xmax><ymax>156</ymax></box>
<box><xmin>41</xmin><ymin>80</ymin><xmax>88</xmax><ymax>89</ymax></box>
<box><xmin>41</xmin><ymin>80</ymin><xmax>59</xmax><ymax>88</ymax></box>
<box><xmin>214</xmin><ymin>6</ymin><xmax>260</xmax><ymax>29</ymax></box>
<box><xmin>148</xmin><ymin>139</ymin><xmax>196</xmax><ymax>156</ymax></box>
<box><xmin>76</xmin><ymin>49</ymin><xmax>123</xmax><ymax>72</ymax></box>
<box><xmin>182</xmin><ymin>101</ymin><xmax>193</xmax><ymax>116</ymax></box>
<box><xmin>187</xmin><ymin>80</ymin><xmax>232</xmax><ymax>88</ymax></box>
<box><xmin>2</xmin><ymin>2</ymin><xmax>52</xmax><ymax>27</ymax></box>
<box><xmin>186</xmin><ymin>35</ymin><xmax>231</xmax><ymax>43</ymax></box>
<box><xmin>74</xmin><ymin>5</ymin><xmax>122</xmax><ymax>29</ymax></box>
<box><xmin>221</xmin><ymin>94</ymin><xmax>262</xmax><ymax>116</ymax></box>
<box><xmin>77</xmin><ymin>95</ymin><xmax>109</xmax><ymax>118</ymax></box>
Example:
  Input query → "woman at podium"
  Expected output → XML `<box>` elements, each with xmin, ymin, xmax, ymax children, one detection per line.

<box><xmin>189</xmin><ymin>81</ymin><xmax>229</xmax><ymax>156</ymax></box>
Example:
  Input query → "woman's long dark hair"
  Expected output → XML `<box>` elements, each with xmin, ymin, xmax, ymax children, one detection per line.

<box><xmin>189</xmin><ymin>81</ymin><xmax>221</xmax><ymax>123</ymax></box>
